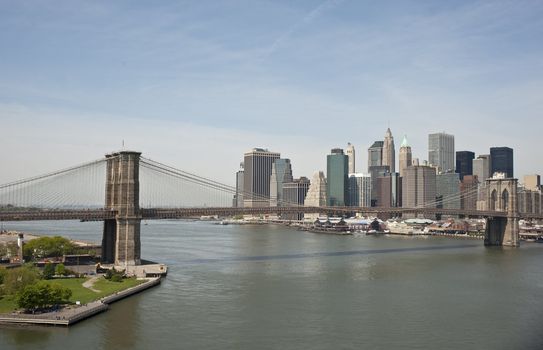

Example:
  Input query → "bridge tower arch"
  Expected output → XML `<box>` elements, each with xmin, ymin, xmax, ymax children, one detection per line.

<box><xmin>484</xmin><ymin>177</ymin><xmax>519</xmax><ymax>247</ymax></box>
<box><xmin>102</xmin><ymin>151</ymin><xmax>142</xmax><ymax>266</ymax></box>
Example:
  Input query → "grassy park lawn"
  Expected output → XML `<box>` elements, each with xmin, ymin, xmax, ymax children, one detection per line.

<box><xmin>0</xmin><ymin>277</ymin><xmax>144</xmax><ymax>312</ymax></box>
<box><xmin>0</xmin><ymin>295</ymin><xmax>17</xmax><ymax>313</ymax></box>
<box><xmin>52</xmin><ymin>277</ymin><xmax>144</xmax><ymax>304</ymax></box>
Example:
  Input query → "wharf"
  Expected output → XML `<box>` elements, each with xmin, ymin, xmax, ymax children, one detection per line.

<box><xmin>0</xmin><ymin>277</ymin><xmax>161</xmax><ymax>327</ymax></box>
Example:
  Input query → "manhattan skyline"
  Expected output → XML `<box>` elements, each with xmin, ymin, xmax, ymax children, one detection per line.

<box><xmin>1</xmin><ymin>1</ymin><xmax>542</xmax><ymax>184</ymax></box>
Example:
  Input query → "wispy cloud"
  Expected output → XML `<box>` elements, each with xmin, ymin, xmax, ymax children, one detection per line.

<box><xmin>262</xmin><ymin>0</ymin><xmax>345</xmax><ymax>58</ymax></box>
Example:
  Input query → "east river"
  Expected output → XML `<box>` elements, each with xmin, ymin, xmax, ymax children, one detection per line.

<box><xmin>1</xmin><ymin>220</ymin><xmax>543</xmax><ymax>349</ymax></box>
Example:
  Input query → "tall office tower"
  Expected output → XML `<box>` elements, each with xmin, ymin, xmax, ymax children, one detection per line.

<box><xmin>460</xmin><ymin>175</ymin><xmax>479</xmax><ymax>211</ymax></box>
<box><xmin>234</xmin><ymin>163</ymin><xmax>244</xmax><ymax>208</ymax></box>
<box><xmin>368</xmin><ymin>141</ymin><xmax>384</xmax><ymax>172</ymax></box>
<box><xmin>518</xmin><ymin>187</ymin><xmax>542</xmax><ymax>215</ymax></box>
<box><xmin>382</xmin><ymin>128</ymin><xmax>396</xmax><ymax>173</ymax></box>
<box><xmin>524</xmin><ymin>175</ymin><xmax>541</xmax><ymax>191</ymax></box>
<box><xmin>282</xmin><ymin>177</ymin><xmax>311</xmax><ymax>220</ymax></box>
<box><xmin>455</xmin><ymin>151</ymin><xmax>475</xmax><ymax>180</ymax></box>
<box><xmin>348</xmin><ymin>173</ymin><xmax>371</xmax><ymax>207</ymax></box>
<box><xmin>327</xmin><ymin>148</ymin><xmax>349</xmax><ymax>206</ymax></box>
<box><xmin>346</xmin><ymin>142</ymin><xmax>356</xmax><ymax>174</ymax></box>
<box><xmin>369</xmin><ymin>165</ymin><xmax>390</xmax><ymax>207</ymax></box>
<box><xmin>436</xmin><ymin>172</ymin><xmax>460</xmax><ymax>211</ymax></box>
<box><xmin>428</xmin><ymin>132</ymin><xmax>455</xmax><ymax>173</ymax></box>
<box><xmin>377</xmin><ymin>172</ymin><xmax>401</xmax><ymax>208</ymax></box>
<box><xmin>399</xmin><ymin>135</ymin><xmax>412</xmax><ymax>178</ymax></box>
<box><xmin>243</xmin><ymin>148</ymin><xmax>280</xmax><ymax>207</ymax></box>
<box><xmin>269</xmin><ymin>159</ymin><xmax>293</xmax><ymax>206</ymax></box>
<box><xmin>473</xmin><ymin>154</ymin><xmax>491</xmax><ymax>182</ymax></box>
<box><xmin>490</xmin><ymin>147</ymin><xmax>514</xmax><ymax>178</ymax></box>
<box><xmin>490</xmin><ymin>147</ymin><xmax>513</xmax><ymax>178</ymax></box>
<box><xmin>402</xmin><ymin>166</ymin><xmax>437</xmax><ymax>211</ymax></box>
<box><xmin>305</xmin><ymin>171</ymin><xmax>327</xmax><ymax>207</ymax></box>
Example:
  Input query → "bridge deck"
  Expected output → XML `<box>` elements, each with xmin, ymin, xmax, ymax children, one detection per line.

<box><xmin>1</xmin><ymin>207</ymin><xmax>541</xmax><ymax>222</ymax></box>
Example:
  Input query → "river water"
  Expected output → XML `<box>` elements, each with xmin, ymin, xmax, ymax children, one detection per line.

<box><xmin>1</xmin><ymin>220</ymin><xmax>543</xmax><ymax>349</ymax></box>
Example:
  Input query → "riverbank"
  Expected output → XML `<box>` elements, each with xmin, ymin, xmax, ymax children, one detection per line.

<box><xmin>0</xmin><ymin>277</ymin><xmax>161</xmax><ymax>326</ymax></box>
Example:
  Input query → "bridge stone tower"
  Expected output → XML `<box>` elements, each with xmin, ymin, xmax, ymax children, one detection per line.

<box><xmin>102</xmin><ymin>151</ymin><xmax>142</xmax><ymax>266</ymax></box>
<box><xmin>484</xmin><ymin>177</ymin><xmax>519</xmax><ymax>247</ymax></box>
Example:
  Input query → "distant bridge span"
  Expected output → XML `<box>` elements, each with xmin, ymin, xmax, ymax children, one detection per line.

<box><xmin>2</xmin><ymin>206</ymin><xmax>541</xmax><ymax>222</ymax></box>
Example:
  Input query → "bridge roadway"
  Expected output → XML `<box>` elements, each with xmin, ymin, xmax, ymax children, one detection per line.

<box><xmin>1</xmin><ymin>206</ymin><xmax>542</xmax><ymax>222</ymax></box>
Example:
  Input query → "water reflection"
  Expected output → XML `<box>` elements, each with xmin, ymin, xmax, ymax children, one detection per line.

<box><xmin>100</xmin><ymin>296</ymin><xmax>143</xmax><ymax>350</ymax></box>
<box><xmin>2</xmin><ymin>325</ymin><xmax>62</xmax><ymax>349</ymax></box>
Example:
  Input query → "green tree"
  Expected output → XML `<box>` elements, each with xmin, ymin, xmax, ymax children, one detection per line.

<box><xmin>42</xmin><ymin>263</ymin><xmax>55</xmax><ymax>280</ymax></box>
<box><xmin>23</xmin><ymin>236</ymin><xmax>76</xmax><ymax>261</ymax></box>
<box><xmin>16</xmin><ymin>282</ymin><xmax>72</xmax><ymax>311</ymax></box>
<box><xmin>2</xmin><ymin>265</ymin><xmax>40</xmax><ymax>295</ymax></box>
<box><xmin>54</xmin><ymin>263</ymin><xmax>66</xmax><ymax>276</ymax></box>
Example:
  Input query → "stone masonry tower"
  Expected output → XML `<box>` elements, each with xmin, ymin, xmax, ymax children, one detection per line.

<box><xmin>484</xmin><ymin>176</ymin><xmax>519</xmax><ymax>247</ymax></box>
<box><xmin>102</xmin><ymin>151</ymin><xmax>142</xmax><ymax>266</ymax></box>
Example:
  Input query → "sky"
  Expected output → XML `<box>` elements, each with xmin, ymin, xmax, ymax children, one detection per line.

<box><xmin>1</xmin><ymin>0</ymin><xmax>542</xmax><ymax>185</ymax></box>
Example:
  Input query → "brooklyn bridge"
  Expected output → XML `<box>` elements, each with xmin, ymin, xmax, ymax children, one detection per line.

<box><xmin>1</xmin><ymin>151</ymin><xmax>541</xmax><ymax>267</ymax></box>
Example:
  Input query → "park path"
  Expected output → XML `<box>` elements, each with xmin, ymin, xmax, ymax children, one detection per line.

<box><xmin>82</xmin><ymin>276</ymin><xmax>101</xmax><ymax>293</ymax></box>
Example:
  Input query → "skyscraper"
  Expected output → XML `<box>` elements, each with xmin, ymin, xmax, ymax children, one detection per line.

<box><xmin>399</xmin><ymin>135</ymin><xmax>412</xmax><ymax>178</ymax></box>
<box><xmin>455</xmin><ymin>151</ymin><xmax>475</xmax><ymax>180</ymax></box>
<box><xmin>460</xmin><ymin>175</ymin><xmax>479</xmax><ymax>211</ymax></box>
<box><xmin>282</xmin><ymin>177</ymin><xmax>311</xmax><ymax>220</ymax></box>
<box><xmin>473</xmin><ymin>154</ymin><xmax>491</xmax><ymax>182</ymax></box>
<box><xmin>305</xmin><ymin>171</ymin><xmax>327</xmax><ymax>207</ymax></box>
<box><xmin>428</xmin><ymin>132</ymin><xmax>455</xmax><ymax>173</ymax></box>
<box><xmin>369</xmin><ymin>165</ymin><xmax>390</xmax><ymax>207</ymax></box>
<box><xmin>243</xmin><ymin>148</ymin><xmax>280</xmax><ymax>207</ymax></box>
<box><xmin>346</xmin><ymin>142</ymin><xmax>356</xmax><ymax>174</ymax></box>
<box><xmin>377</xmin><ymin>172</ymin><xmax>401</xmax><ymax>208</ymax></box>
<box><xmin>233</xmin><ymin>162</ymin><xmax>244</xmax><ymax>208</ymax></box>
<box><xmin>436</xmin><ymin>172</ymin><xmax>460</xmax><ymax>211</ymax></box>
<box><xmin>327</xmin><ymin>148</ymin><xmax>349</xmax><ymax>206</ymax></box>
<box><xmin>367</xmin><ymin>141</ymin><xmax>383</xmax><ymax>172</ymax></box>
<box><xmin>348</xmin><ymin>173</ymin><xmax>371</xmax><ymax>207</ymax></box>
<box><xmin>382</xmin><ymin>128</ymin><xmax>395</xmax><ymax>173</ymax></box>
<box><xmin>402</xmin><ymin>166</ymin><xmax>437</xmax><ymax>211</ymax></box>
<box><xmin>490</xmin><ymin>147</ymin><xmax>513</xmax><ymax>178</ymax></box>
<box><xmin>269</xmin><ymin>159</ymin><xmax>293</xmax><ymax>206</ymax></box>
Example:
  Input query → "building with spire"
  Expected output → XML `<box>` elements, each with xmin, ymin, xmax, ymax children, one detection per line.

<box><xmin>399</xmin><ymin>135</ymin><xmax>412</xmax><ymax>178</ymax></box>
<box><xmin>382</xmin><ymin>128</ymin><xmax>395</xmax><ymax>173</ymax></box>
<box><xmin>346</xmin><ymin>142</ymin><xmax>355</xmax><ymax>174</ymax></box>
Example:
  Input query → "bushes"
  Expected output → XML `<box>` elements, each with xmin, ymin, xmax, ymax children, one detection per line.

<box><xmin>104</xmin><ymin>267</ymin><xmax>125</xmax><ymax>282</ymax></box>
<box><xmin>55</xmin><ymin>263</ymin><xmax>66</xmax><ymax>276</ymax></box>
<box><xmin>43</xmin><ymin>262</ymin><xmax>55</xmax><ymax>280</ymax></box>
<box><xmin>16</xmin><ymin>281</ymin><xmax>72</xmax><ymax>311</ymax></box>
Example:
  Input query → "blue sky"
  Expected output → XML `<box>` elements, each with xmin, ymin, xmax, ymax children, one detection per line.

<box><xmin>1</xmin><ymin>0</ymin><xmax>542</xmax><ymax>184</ymax></box>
